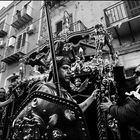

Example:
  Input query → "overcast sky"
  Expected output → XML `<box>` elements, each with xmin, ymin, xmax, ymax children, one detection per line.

<box><xmin>0</xmin><ymin>1</ymin><xmax>12</xmax><ymax>10</ymax></box>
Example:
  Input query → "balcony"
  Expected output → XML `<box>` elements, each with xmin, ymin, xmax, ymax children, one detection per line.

<box><xmin>0</xmin><ymin>22</ymin><xmax>9</xmax><ymax>38</ymax></box>
<box><xmin>54</xmin><ymin>20</ymin><xmax>87</xmax><ymax>40</ymax></box>
<box><xmin>104</xmin><ymin>1</ymin><xmax>128</xmax><ymax>27</ymax></box>
<box><xmin>104</xmin><ymin>1</ymin><xmax>140</xmax><ymax>40</ymax></box>
<box><xmin>1</xmin><ymin>41</ymin><xmax>29</xmax><ymax>64</ymax></box>
<box><xmin>11</xmin><ymin>5</ymin><xmax>33</xmax><ymax>30</ymax></box>
<box><xmin>69</xmin><ymin>20</ymin><xmax>87</xmax><ymax>32</ymax></box>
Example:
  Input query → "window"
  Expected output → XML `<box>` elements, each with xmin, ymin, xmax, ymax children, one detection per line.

<box><xmin>55</xmin><ymin>13</ymin><xmax>73</xmax><ymax>35</ymax></box>
<box><xmin>16</xmin><ymin>32</ymin><xmax>26</xmax><ymax>50</ymax></box>
<box><xmin>22</xmin><ymin>32</ymin><xmax>26</xmax><ymax>46</ymax></box>
<box><xmin>67</xmin><ymin>14</ymin><xmax>73</xmax><ymax>31</ymax></box>
<box><xmin>22</xmin><ymin>1</ymin><xmax>31</xmax><ymax>15</ymax></box>
<box><xmin>16</xmin><ymin>10</ymin><xmax>21</xmax><ymax>19</ymax></box>
<box><xmin>56</xmin><ymin>20</ymin><xmax>63</xmax><ymax>35</ymax></box>
<box><xmin>126</xmin><ymin>0</ymin><xmax>140</xmax><ymax>17</ymax></box>
<box><xmin>0</xmin><ymin>20</ymin><xmax>5</xmax><ymax>30</ymax></box>
<box><xmin>16</xmin><ymin>35</ymin><xmax>22</xmax><ymax>49</ymax></box>
<box><xmin>127</xmin><ymin>1</ymin><xmax>140</xmax><ymax>9</ymax></box>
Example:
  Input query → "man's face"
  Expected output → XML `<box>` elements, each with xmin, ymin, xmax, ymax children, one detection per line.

<box><xmin>0</xmin><ymin>89</ymin><xmax>5</xmax><ymax>99</ymax></box>
<box><xmin>58</xmin><ymin>64</ymin><xmax>71</xmax><ymax>83</ymax></box>
<box><xmin>134</xmin><ymin>66</ymin><xmax>140</xmax><ymax>85</ymax></box>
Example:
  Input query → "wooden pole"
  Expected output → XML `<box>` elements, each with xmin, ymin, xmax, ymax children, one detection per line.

<box><xmin>44</xmin><ymin>1</ymin><xmax>61</xmax><ymax>97</ymax></box>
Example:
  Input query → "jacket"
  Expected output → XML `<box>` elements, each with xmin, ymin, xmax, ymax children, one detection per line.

<box><xmin>109</xmin><ymin>96</ymin><xmax>140</xmax><ymax>140</ymax></box>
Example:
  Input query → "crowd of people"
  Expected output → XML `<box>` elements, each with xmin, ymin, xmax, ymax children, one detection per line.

<box><xmin>0</xmin><ymin>55</ymin><xmax>140</xmax><ymax>140</ymax></box>
<box><xmin>0</xmin><ymin>87</ymin><xmax>14</xmax><ymax>139</ymax></box>
<box><xmin>100</xmin><ymin>64</ymin><xmax>140</xmax><ymax>140</ymax></box>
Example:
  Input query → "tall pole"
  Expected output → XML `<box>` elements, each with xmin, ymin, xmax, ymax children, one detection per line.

<box><xmin>44</xmin><ymin>1</ymin><xmax>61</xmax><ymax>97</ymax></box>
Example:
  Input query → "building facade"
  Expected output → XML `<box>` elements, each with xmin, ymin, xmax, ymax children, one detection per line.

<box><xmin>0</xmin><ymin>1</ymin><xmax>42</xmax><ymax>90</ymax></box>
<box><xmin>0</xmin><ymin>0</ymin><xmax>140</xmax><ymax>90</ymax></box>
<box><xmin>104</xmin><ymin>1</ymin><xmax>140</xmax><ymax>76</ymax></box>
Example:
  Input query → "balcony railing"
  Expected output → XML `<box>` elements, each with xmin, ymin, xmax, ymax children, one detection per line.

<box><xmin>69</xmin><ymin>20</ymin><xmax>87</xmax><ymax>32</ymax></box>
<box><xmin>11</xmin><ymin>5</ymin><xmax>33</xmax><ymax>29</ymax></box>
<box><xmin>104</xmin><ymin>1</ymin><xmax>128</xmax><ymax>27</ymax></box>
<box><xmin>104</xmin><ymin>1</ymin><xmax>140</xmax><ymax>27</ymax></box>
<box><xmin>54</xmin><ymin>20</ymin><xmax>87</xmax><ymax>39</ymax></box>
<box><xmin>126</xmin><ymin>0</ymin><xmax>140</xmax><ymax>17</ymax></box>
<box><xmin>2</xmin><ymin>41</ymin><xmax>29</xmax><ymax>64</ymax></box>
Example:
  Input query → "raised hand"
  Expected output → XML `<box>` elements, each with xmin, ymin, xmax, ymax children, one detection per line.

<box><xmin>91</xmin><ymin>89</ymin><xmax>100</xmax><ymax>100</ymax></box>
<box><xmin>9</xmin><ymin>94</ymin><xmax>15</xmax><ymax>102</ymax></box>
<box><xmin>100</xmin><ymin>97</ymin><xmax>113</xmax><ymax>112</ymax></box>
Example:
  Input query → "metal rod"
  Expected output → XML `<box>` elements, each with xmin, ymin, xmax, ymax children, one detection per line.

<box><xmin>44</xmin><ymin>1</ymin><xmax>61</xmax><ymax>97</ymax></box>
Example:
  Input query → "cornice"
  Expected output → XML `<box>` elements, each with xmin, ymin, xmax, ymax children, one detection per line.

<box><xmin>0</xmin><ymin>1</ymin><xmax>15</xmax><ymax>17</ymax></box>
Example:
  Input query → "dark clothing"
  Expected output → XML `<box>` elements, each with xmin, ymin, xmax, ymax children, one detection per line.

<box><xmin>0</xmin><ymin>98</ymin><xmax>6</xmax><ymax>138</ymax></box>
<box><xmin>36</xmin><ymin>82</ymin><xmax>76</xmax><ymax>102</ymax></box>
<box><xmin>109</xmin><ymin>97</ymin><xmax>140</xmax><ymax>124</ymax></box>
<box><xmin>109</xmin><ymin>96</ymin><xmax>140</xmax><ymax>140</ymax></box>
<box><xmin>0</xmin><ymin>97</ymin><xmax>6</xmax><ymax>122</ymax></box>
<box><xmin>10</xmin><ymin>81</ymin><xmax>91</xmax><ymax>140</ymax></box>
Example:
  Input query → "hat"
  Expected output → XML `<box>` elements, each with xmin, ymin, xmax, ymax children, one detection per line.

<box><xmin>56</xmin><ymin>56</ymin><xmax>71</xmax><ymax>69</ymax></box>
<box><xmin>48</xmin><ymin>56</ymin><xmax>72</xmax><ymax>81</ymax></box>
<box><xmin>55</xmin><ymin>41</ymin><xmax>75</xmax><ymax>63</ymax></box>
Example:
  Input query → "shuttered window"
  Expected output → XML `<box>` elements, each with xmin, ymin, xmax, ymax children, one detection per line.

<box><xmin>16</xmin><ymin>32</ymin><xmax>26</xmax><ymax>50</ymax></box>
<box><xmin>126</xmin><ymin>1</ymin><xmax>140</xmax><ymax>17</ymax></box>
<box><xmin>16</xmin><ymin>35</ymin><xmax>22</xmax><ymax>49</ymax></box>
<box><xmin>0</xmin><ymin>20</ymin><xmax>5</xmax><ymax>30</ymax></box>
<box><xmin>22</xmin><ymin>32</ymin><xmax>26</xmax><ymax>47</ymax></box>
<box><xmin>128</xmin><ymin>1</ymin><xmax>140</xmax><ymax>9</ymax></box>
<box><xmin>56</xmin><ymin>13</ymin><xmax>73</xmax><ymax>35</ymax></box>
<box><xmin>56</xmin><ymin>21</ymin><xmax>62</xmax><ymax>35</ymax></box>
<box><xmin>69</xmin><ymin>14</ymin><xmax>73</xmax><ymax>31</ymax></box>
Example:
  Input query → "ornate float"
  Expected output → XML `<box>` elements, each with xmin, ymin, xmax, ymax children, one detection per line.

<box><xmin>1</xmin><ymin>2</ymin><xmax>122</xmax><ymax>140</ymax></box>
<box><xmin>1</xmin><ymin>22</ymin><xmax>122</xmax><ymax>140</ymax></box>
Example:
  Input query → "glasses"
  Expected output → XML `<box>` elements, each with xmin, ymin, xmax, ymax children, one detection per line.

<box><xmin>134</xmin><ymin>71</ymin><xmax>140</xmax><ymax>77</ymax></box>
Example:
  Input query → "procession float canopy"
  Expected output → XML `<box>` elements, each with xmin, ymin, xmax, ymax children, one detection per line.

<box><xmin>21</xmin><ymin>22</ymin><xmax>117</xmax><ymax>82</ymax></box>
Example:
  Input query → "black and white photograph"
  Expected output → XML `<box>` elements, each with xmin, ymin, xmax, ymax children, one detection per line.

<box><xmin>0</xmin><ymin>1</ymin><xmax>140</xmax><ymax>140</ymax></box>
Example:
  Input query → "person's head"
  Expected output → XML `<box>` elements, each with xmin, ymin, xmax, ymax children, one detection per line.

<box><xmin>0</xmin><ymin>87</ymin><xmax>6</xmax><ymax>99</ymax></box>
<box><xmin>74</xmin><ymin>78</ymin><xmax>81</xmax><ymax>87</ymax></box>
<box><xmin>48</xmin><ymin>56</ymin><xmax>72</xmax><ymax>85</ymax></box>
<box><xmin>57</xmin><ymin>56</ymin><xmax>72</xmax><ymax>84</ymax></box>
<box><xmin>134</xmin><ymin>64</ymin><xmax>140</xmax><ymax>85</ymax></box>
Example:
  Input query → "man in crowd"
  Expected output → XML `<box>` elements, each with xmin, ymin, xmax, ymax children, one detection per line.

<box><xmin>100</xmin><ymin>64</ymin><xmax>140</xmax><ymax>140</ymax></box>
<box><xmin>0</xmin><ymin>87</ymin><xmax>14</xmax><ymax>113</ymax></box>
<box><xmin>0</xmin><ymin>87</ymin><xmax>14</xmax><ymax>121</ymax></box>
<box><xmin>11</xmin><ymin>56</ymin><xmax>99</xmax><ymax>140</ymax></box>
<box><xmin>0</xmin><ymin>87</ymin><xmax>14</xmax><ymax>138</ymax></box>
<box><xmin>47</xmin><ymin>56</ymin><xmax>99</xmax><ymax>112</ymax></box>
